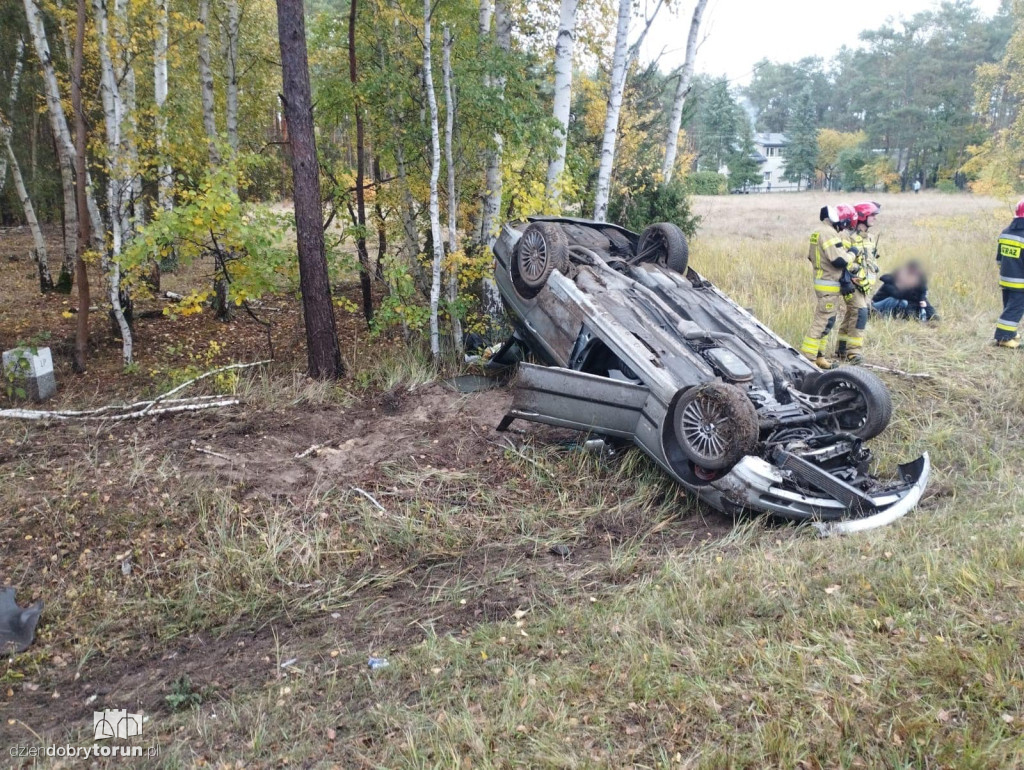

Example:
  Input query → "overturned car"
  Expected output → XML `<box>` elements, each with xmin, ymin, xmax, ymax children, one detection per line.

<box><xmin>492</xmin><ymin>217</ymin><xmax>929</xmax><ymax>534</ymax></box>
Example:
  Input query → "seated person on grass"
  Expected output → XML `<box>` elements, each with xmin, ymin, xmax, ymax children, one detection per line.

<box><xmin>872</xmin><ymin>260</ymin><xmax>938</xmax><ymax>321</ymax></box>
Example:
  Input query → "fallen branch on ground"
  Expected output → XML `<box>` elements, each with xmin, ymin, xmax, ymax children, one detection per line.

<box><xmin>0</xmin><ymin>399</ymin><xmax>240</xmax><ymax>421</ymax></box>
<box><xmin>861</xmin><ymin>363</ymin><xmax>934</xmax><ymax>379</ymax></box>
<box><xmin>0</xmin><ymin>359</ymin><xmax>268</xmax><ymax>422</ymax></box>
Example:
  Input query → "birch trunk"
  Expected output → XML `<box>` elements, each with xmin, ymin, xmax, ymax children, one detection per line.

<box><xmin>545</xmin><ymin>0</ymin><xmax>578</xmax><ymax>200</ymax></box>
<box><xmin>478</xmin><ymin>0</ymin><xmax>492</xmax><ymax>36</ymax></box>
<box><xmin>442</xmin><ymin>25</ymin><xmax>462</xmax><ymax>354</ymax></box>
<box><xmin>154</xmin><ymin>0</ymin><xmax>172</xmax><ymax>274</ymax></box>
<box><xmin>93</xmin><ymin>0</ymin><xmax>134</xmax><ymax>364</ymax></box>
<box><xmin>154</xmin><ymin>0</ymin><xmax>170</xmax><ymax>209</ymax></box>
<box><xmin>661</xmin><ymin>0</ymin><xmax>708</xmax><ymax>183</ymax></box>
<box><xmin>72</xmin><ymin>0</ymin><xmax>90</xmax><ymax>372</ymax></box>
<box><xmin>348</xmin><ymin>0</ymin><xmax>373</xmax><ymax>322</ymax></box>
<box><xmin>0</xmin><ymin>40</ymin><xmax>24</xmax><ymax>193</ymax></box>
<box><xmin>479</xmin><ymin>0</ymin><xmax>510</xmax><ymax>249</ymax></box>
<box><xmin>2</xmin><ymin>120</ymin><xmax>52</xmax><ymax>290</ymax></box>
<box><xmin>423</xmin><ymin>0</ymin><xmax>444</xmax><ymax>359</ymax></box>
<box><xmin>22</xmin><ymin>0</ymin><xmax>77</xmax><ymax>289</ymax></box>
<box><xmin>198</xmin><ymin>0</ymin><xmax>220</xmax><ymax>165</ymax></box>
<box><xmin>592</xmin><ymin>0</ymin><xmax>631</xmax><ymax>222</ymax></box>
<box><xmin>225</xmin><ymin>0</ymin><xmax>240</xmax><ymax>158</ymax></box>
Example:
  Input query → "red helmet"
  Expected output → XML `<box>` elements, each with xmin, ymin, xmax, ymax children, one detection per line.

<box><xmin>822</xmin><ymin>204</ymin><xmax>857</xmax><ymax>229</ymax></box>
<box><xmin>1016</xmin><ymin>199</ymin><xmax>1024</xmax><ymax>218</ymax></box>
<box><xmin>854</xmin><ymin>201</ymin><xmax>881</xmax><ymax>225</ymax></box>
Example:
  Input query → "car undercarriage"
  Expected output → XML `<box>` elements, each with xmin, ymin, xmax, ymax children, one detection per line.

<box><xmin>491</xmin><ymin>217</ymin><xmax>930</xmax><ymax>533</ymax></box>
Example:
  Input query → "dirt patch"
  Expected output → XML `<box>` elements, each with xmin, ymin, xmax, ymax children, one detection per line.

<box><xmin>2</xmin><ymin>365</ymin><xmax>735</xmax><ymax>744</ymax></box>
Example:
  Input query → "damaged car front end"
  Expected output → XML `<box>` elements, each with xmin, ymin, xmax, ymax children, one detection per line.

<box><xmin>492</xmin><ymin>217</ymin><xmax>930</xmax><ymax>532</ymax></box>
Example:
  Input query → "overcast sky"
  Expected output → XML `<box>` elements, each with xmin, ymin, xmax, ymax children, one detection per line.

<box><xmin>640</xmin><ymin>0</ymin><xmax>1005</xmax><ymax>85</ymax></box>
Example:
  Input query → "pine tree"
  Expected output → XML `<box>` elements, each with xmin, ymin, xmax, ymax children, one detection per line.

<box><xmin>782</xmin><ymin>86</ymin><xmax>818</xmax><ymax>189</ymax></box>
<box><xmin>727</xmin><ymin>116</ymin><xmax>762</xmax><ymax>191</ymax></box>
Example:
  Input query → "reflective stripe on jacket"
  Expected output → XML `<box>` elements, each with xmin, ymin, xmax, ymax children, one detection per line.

<box><xmin>997</xmin><ymin>218</ymin><xmax>1024</xmax><ymax>290</ymax></box>
<box><xmin>808</xmin><ymin>227</ymin><xmax>849</xmax><ymax>292</ymax></box>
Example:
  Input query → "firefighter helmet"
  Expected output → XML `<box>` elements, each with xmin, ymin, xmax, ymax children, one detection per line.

<box><xmin>1016</xmin><ymin>199</ymin><xmax>1024</xmax><ymax>218</ymax></box>
<box><xmin>821</xmin><ymin>204</ymin><xmax>857</xmax><ymax>229</ymax></box>
<box><xmin>854</xmin><ymin>201</ymin><xmax>881</xmax><ymax>225</ymax></box>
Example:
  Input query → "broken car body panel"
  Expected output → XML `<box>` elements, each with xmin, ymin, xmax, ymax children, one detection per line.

<box><xmin>493</xmin><ymin>218</ymin><xmax>930</xmax><ymax>530</ymax></box>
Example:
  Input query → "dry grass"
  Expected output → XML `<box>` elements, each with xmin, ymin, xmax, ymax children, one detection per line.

<box><xmin>4</xmin><ymin>191</ymin><xmax>1024</xmax><ymax>768</ymax></box>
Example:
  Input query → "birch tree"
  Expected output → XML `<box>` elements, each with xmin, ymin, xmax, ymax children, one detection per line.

<box><xmin>0</xmin><ymin>39</ymin><xmax>22</xmax><ymax>194</ymax></box>
<box><xmin>442</xmin><ymin>25</ymin><xmax>462</xmax><ymax>354</ymax></box>
<box><xmin>93</xmin><ymin>0</ymin><xmax>134</xmax><ymax>364</ymax></box>
<box><xmin>592</xmin><ymin>0</ymin><xmax>632</xmax><ymax>221</ymax></box>
<box><xmin>545</xmin><ymin>0</ymin><xmax>578</xmax><ymax>201</ymax></box>
<box><xmin>22</xmin><ymin>0</ymin><xmax>76</xmax><ymax>289</ymax></box>
<box><xmin>198</xmin><ymin>0</ymin><xmax>220</xmax><ymax>165</ymax></box>
<box><xmin>2</xmin><ymin>117</ymin><xmax>52</xmax><ymax>290</ymax></box>
<box><xmin>72</xmin><ymin>0</ymin><xmax>90</xmax><ymax>372</ymax></box>
<box><xmin>348</xmin><ymin>0</ymin><xmax>373</xmax><ymax>322</ymax></box>
<box><xmin>154</xmin><ymin>0</ymin><xmax>172</xmax><ymax>219</ymax></box>
<box><xmin>661</xmin><ymin>0</ymin><xmax>708</xmax><ymax>182</ymax></box>
<box><xmin>478</xmin><ymin>0</ymin><xmax>510</xmax><ymax>248</ymax></box>
<box><xmin>225</xmin><ymin>0</ymin><xmax>241</xmax><ymax>157</ymax></box>
<box><xmin>422</xmin><ymin>0</ymin><xmax>444</xmax><ymax>359</ymax></box>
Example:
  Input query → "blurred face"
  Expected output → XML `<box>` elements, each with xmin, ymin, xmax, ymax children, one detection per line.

<box><xmin>866</xmin><ymin>214</ymin><xmax>877</xmax><ymax>228</ymax></box>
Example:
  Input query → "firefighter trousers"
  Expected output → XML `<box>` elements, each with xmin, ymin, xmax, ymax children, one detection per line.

<box><xmin>838</xmin><ymin>290</ymin><xmax>870</xmax><ymax>353</ymax></box>
<box><xmin>801</xmin><ymin>291</ymin><xmax>839</xmax><ymax>358</ymax></box>
<box><xmin>995</xmin><ymin>288</ymin><xmax>1024</xmax><ymax>341</ymax></box>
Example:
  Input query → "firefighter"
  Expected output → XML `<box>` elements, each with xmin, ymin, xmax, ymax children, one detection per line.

<box><xmin>800</xmin><ymin>204</ymin><xmax>857</xmax><ymax>369</ymax></box>
<box><xmin>994</xmin><ymin>199</ymin><xmax>1024</xmax><ymax>348</ymax></box>
<box><xmin>836</xmin><ymin>201</ymin><xmax>882</xmax><ymax>363</ymax></box>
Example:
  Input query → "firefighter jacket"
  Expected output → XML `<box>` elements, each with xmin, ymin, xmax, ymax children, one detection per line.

<box><xmin>997</xmin><ymin>217</ymin><xmax>1024</xmax><ymax>290</ymax></box>
<box><xmin>808</xmin><ymin>227</ymin><xmax>851</xmax><ymax>293</ymax></box>
<box><xmin>848</xmin><ymin>231</ymin><xmax>880</xmax><ymax>293</ymax></box>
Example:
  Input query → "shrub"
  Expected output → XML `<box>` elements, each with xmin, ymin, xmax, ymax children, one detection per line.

<box><xmin>683</xmin><ymin>171</ymin><xmax>727</xmax><ymax>196</ymax></box>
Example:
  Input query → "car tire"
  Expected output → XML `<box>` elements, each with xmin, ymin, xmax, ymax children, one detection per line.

<box><xmin>808</xmin><ymin>367</ymin><xmax>892</xmax><ymax>440</ymax></box>
<box><xmin>512</xmin><ymin>222</ymin><xmax>570</xmax><ymax>295</ymax></box>
<box><xmin>637</xmin><ymin>222</ymin><xmax>689</xmax><ymax>273</ymax></box>
<box><xmin>672</xmin><ymin>382</ymin><xmax>759</xmax><ymax>471</ymax></box>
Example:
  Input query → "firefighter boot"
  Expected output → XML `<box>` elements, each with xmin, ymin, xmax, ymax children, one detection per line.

<box><xmin>997</xmin><ymin>337</ymin><xmax>1021</xmax><ymax>349</ymax></box>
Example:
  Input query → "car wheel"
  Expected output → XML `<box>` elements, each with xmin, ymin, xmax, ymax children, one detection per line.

<box><xmin>636</xmin><ymin>222</ymin><xmax>689</xmax><ymax>273</ymax></box>
<box><xmin>672</xmin><ymin>382</ymin><xmax>759</xmax><ymax>471</ymax></box>
<box><xmin>808</xmin><ymin>367</ymin><xmax>892</xmax><ymax>440</ymax></box>
<box><xmin>512</xmin><ymin>222</ymin><xmax>569</xmax><ymax>295</ymax></box>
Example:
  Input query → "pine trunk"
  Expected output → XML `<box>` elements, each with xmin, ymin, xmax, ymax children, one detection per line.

<box><xmin>592</xmin><ymin>0</ymin><xmax>631</xmax><ymax>222</ymax></box>
<box><xmin>423</xmin><ymin>0</ymin><xmax>444</xmax><ymax>359</ymax></box>
<box><xmin>661</xmin><ymin>0</ymin><xmax>708</xmax><ymax>183</ymax></box>
<box><xmin>545</xmin><ymin>0</ymin><xmax>578</xmax><ymax>200</ymax></box>
<box><xmin>442</xmin><ymin>25</ymin><xmax>462</xmax><ymax>354</ymax></box>
<box><xmin>276</xmin><ymin>0</ymin><xmax>345</xmax><ymax>379</ymax></box>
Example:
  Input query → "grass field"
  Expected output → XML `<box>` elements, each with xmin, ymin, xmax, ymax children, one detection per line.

<box><xmin>3</xmin><ymin>191</ymin><xmax>1024</xmax><ymax>768</ymax></box>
